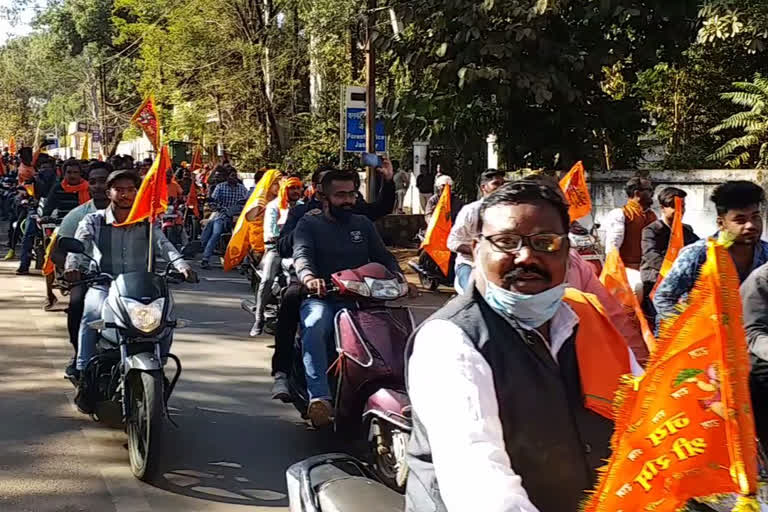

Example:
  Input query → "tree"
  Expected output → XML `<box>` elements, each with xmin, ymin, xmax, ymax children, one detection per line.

<box><xmin>708</xmin><ymin>74</ymin><xmax>768</xmax><ymax>168</ymax></box>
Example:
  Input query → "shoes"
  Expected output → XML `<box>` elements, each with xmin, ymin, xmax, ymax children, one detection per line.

<box><xmin>74</xmin><ymin>384</ymin><xmax>93</xmax><ymax>414</ymax></box>
<box><xmin>200</xmin><ymin>259</ymin><xmax>210</xmax><ymax>270</ymax></box>
<box><xmin>64</xmin><ymin>361</ymin><xmax>80</xmax><ymax>383</ymax></box>
<box><xmin>249</xmin><ymin>320</ymin><xmax>263</xmax><ymax>337</ymax></box>
<box><xmin>3</xmin><ymin>249</ymin><xmax>15</xmax><ymax>260</ymax></box>
<box><xmin>15</xmin><ymin>267</ymin><xmax>29</xmax><ymax>275</ymax></box>
<box><xmin>271</xmin><ymin>373</ymin><xmax>290</xmax><ymax>402</ymax></box>
<box><xmin>307</xmin><ymin>398</ymin><xmax>333</xmax><ymax>428</ymax></box>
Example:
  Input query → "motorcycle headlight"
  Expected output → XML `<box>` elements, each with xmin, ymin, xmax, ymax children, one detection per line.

<box><xmin>122</xmin><ymin>298</ymin><xmax>165</xmax><ymax>333</ymax></box>
<box><xmin>364</xmin><ymin>277</ymin><xmax>402</xmax><ymax>300</ymax></box>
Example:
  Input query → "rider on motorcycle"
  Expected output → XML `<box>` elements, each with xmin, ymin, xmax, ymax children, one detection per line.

<box><xmin>56</xmin><ymin>162</ymin><xmax>111</xmax><ymax>380</ymax></box>
<box><xmin>200</xmin><ymin>167</ymin><xmax>249</xmax><ymax>269</ymax></box>
<box><xmin>63</xmin><ymin>169</ymin><xmax>196</xmax><ymax>402</ymax></box>
<box><xmin>292</xmin><ymin>169</ymin><xmax>403</xmax><ymax>427</ymax></box>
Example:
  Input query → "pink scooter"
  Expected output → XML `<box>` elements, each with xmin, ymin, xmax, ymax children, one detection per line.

<box><xmin>286</xmin><ymin>263</ymin><xmax>415</xmax><ymax>491</ymax></box>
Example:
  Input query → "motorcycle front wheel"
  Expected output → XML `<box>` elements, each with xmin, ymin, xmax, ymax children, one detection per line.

<box><xmin>127</xmin><ymin>370</ymin><xmax>164</xmax><ymax>481</ymax></box>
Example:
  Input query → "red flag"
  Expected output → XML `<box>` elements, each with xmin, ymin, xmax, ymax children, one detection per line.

<box><xmin>0</xmin><ymin>157</ymin><xmax>5</xmax><ymax>177</ymax></box>
<box><xmin>559</xmin><ymin>161</ymin><xmax>592</xmax><ymax>221</ymax></box>
<box><xmin>131</xmin><ymin>95</ymin><xmax>161</xmax><ymax>150</ymax></box>
<box><xmin>186</xmin><ymin>180</ymin><xmax>200</xmax><ymax>218</ymax></box>
<box><xmin>190</xmin><ymin>145</ymin><xmax>203</xmax><ymax>171</ymax></box>
<box><xmin>115</xmin><ymin>145</ymin><xmax>170</xmax><ymax>226</ymax></box>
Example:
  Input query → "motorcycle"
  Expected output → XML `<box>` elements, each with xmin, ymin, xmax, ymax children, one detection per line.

<box><xmin>287</xmin><ymin>263</ymin><xmax>414</xmax><ymax>491</ymax></box>
<box><xmin>286</xmin><ymin>453</ymin><xmax>403</xmax><ymax>512</ymax></box>
<box><xmin>240</xmin><ymin>252</ymin><xmax>295</xmax><ymax>336</ymax></box>
<box><xmin>57</xmin><ymin>236</ymin><xmax>193</xmax><ymax>481</ymax></box>
<box><xmin>162</xmin><ymin>203</ymin><xmax>185</xmax><ymax>249</ymax></box>
<box><xmin>569</xmin><ymin>221</ymin><xmax>603</xmax><ymax>276</ymax></box>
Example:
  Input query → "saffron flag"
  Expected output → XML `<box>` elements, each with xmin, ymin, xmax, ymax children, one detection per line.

<box><xmin>9</xmin><ymin>136</ymin><xmax>16</xmax><ymax>156</ymax></box>
<box><xmin>115</xmin><ymin>145</ymin><xmax>170</xmax><ymax>226</ymax></box>
<box><xmin>421</xmin><ymin>184</ymin><xmax>452</xmax><ymax>276</ymax></box>
<box><xmin>600</xmin><ymin>249</ymin><xmax>657</xmax><ymax>354</ymax></box>
<box><xmin>81</xmin><ymin>134</ymin><xmax>89</xmax><ymax>161</ymax></box>
<box><xmin>650</xmin><ymin>196</ymin><xmax>685</xmax><ymax>300</ymax></box>
<box><xmin>584</xmin><ymin>240</ymin><xmax>758</xmax><ymax>512</ymax></box>
<box><xmin>131</xmin><ymin>95</ymin><xmax>161</xmax><ymax>150</ymax></box>
<box><xmin>186</xmin><ymin>180</ymin><xmax>200</xmax><ymax>218</ymax></box>
<box><xmin>190</xmin><ymin>145</ymin><xmax>203</xmax><ymax>171</ymax></box>
<box><xmin>42</xmin><ymin>231</ymin><xmax>58</xmax><ymax>276</ymax></box>
<box><xmin>559</xmin><ymin>161</ymin><xmax>592</xmax><ymax>221</ymax></box>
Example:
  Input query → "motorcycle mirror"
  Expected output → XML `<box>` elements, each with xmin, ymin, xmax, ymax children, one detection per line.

<box><xmin>58</xmin><ymin>237</ymin><xmax>86</xmax><ymax>254</ymax></box>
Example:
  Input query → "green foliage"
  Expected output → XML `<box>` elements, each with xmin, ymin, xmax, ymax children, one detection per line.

<box><xmin>709</xmin><ymin>74</ymin><xmax>768</xmax><ymax>168</ymax></box>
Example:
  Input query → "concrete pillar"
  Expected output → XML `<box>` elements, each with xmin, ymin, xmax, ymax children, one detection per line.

<box><xmin>487</xmin><ymin>134</ymin><xmax>498</xmax><ymax>170</ymax></box>
<box><xmin>410</xmin><ymin>141</ymin><xmax>429</xmax><ymax>214</ymax></box>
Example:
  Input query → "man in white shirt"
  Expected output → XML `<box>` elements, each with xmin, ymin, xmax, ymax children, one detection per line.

<box><xmin>406</xmin><ymin>179</ymin><xmax>642</xmax><ymax>512</ymax></box>
<box><xmin>446</xmin><ymin>169</ymin><xmax>505</xmax><ymax>292</ymax></box>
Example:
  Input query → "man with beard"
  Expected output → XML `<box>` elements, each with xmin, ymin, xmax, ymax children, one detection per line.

<box><xmin>56</xmin><ymin>162</ymin><xmax>111</xmax><ymax>379</ymax></box>
<box><xmin>654</xmin><ymin>180</ymin><xmax>768</xmax><ymax>324</ymax></box>
<box><xmin>292</xmin><ymin>170</ymin><xmax>402</xmax><ymax>427</ymax></box>
<box><xmin>405</xmin><ymin>180</ymin><xmax>642</xmax><ymax>512</ymax></box>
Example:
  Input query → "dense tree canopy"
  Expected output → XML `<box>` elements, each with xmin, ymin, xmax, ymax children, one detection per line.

<box><xmin>1</xmin><ymin>0</ymin><xmax>767</xmax><ymax>174</ymax></box>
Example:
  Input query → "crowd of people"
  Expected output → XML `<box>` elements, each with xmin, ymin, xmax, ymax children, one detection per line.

<box><xmin>6</xmin><ymin>141</ymin><xmax>768</xmax><ymax>511</ymax></box>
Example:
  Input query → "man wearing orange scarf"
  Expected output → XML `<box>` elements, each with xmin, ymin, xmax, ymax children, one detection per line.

<box><xmin>604</xmin><ymin>177</ymin><xmax>657</xmax><ymax>270</ymax></box>
<box><xmin>43</xmin><ymin>161</ymin><xmax>90</xmax><ymax>218</ymax></box>
<box><xmin>406</xmin><ymin>180</ymin><xmax>642</xmax><ymax>512</ymax></box>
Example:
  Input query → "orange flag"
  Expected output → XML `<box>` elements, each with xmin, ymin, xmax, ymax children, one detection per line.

<box><xmin>190</xmin><ymin>145</ymin><xmax>203</xmax><ymax>171</ymax></box>
<box><xmin>186</xmin><ymin>180</ymin><xmax>200</xmax><ymax>218</ymax></box>
<box><xmin>559</xmin><ymin>160</ymin><xmax>592</xmax><ymax>221</ymax></box>
<box><xmin>9</xmin><ymin>136</ymin><xmax>16</xmax><ymax>156</ymax></box>
<box><xmin>131</xmin><ymin>95</ymin><xmax>161</xmax><ymax>150</ymax></box>
<box><xmin>650</xmin><ymin>196</ymin><xmax>685</xmax><ymax>300</ymax></box>
<box><xmin>600</xmin><ymin>249</ymin><xmax>657</xmax><ymax>354</ymax></box>
<box><xmin>421</xmin><ymin>184</ymin><xmax>452</xmax><ymax>276</ymax></box>
<box><xmin>584</xmin><ymin>240</ymin><xmax>758</xmax><ymax>512</ymax></box>
<box><xmin>115</xmin><ymin>145</ymin><xmax>170</xmax><ymax>226</ymax></box>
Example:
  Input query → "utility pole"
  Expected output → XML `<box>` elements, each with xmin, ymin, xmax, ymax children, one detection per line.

<box><xmin>365</xmin><ymin>0</ymin><xmax>377</xmax><ymax>201</ymax></box>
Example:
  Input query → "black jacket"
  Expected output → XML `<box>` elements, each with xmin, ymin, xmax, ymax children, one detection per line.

<box><xmin>43</xmin><ymin>182</ymin><xmax>81</xmax><ymax>217</ymax></box>
<box><xmin>640</xmin><ymin>219</ymin><xmax>699</xmax><ymax>296</ymax></box>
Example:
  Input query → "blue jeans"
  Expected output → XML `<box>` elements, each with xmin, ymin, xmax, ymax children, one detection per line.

<box><xmin>201</xmin><ymin>214</ymin><xmax>229</xmax><ymax>260</ymax></box>
<box><xmin>18</xmin><ymin>213</ymin><xmax>39</xmax><ymax>270</ymax></box>
<box><xmin>77</xmin><ymin>286</ymin><xmax>172</xmax><ymax>370</ymax></box>
<box><xmin>455</xmin><ymin>263</ymin><xmax>472</xmax><ymax>294</ymax></box>
<box><xmin>299</xmin><ymin>297</ymin><xmax>353</xmax><ymax>400</ymax></box>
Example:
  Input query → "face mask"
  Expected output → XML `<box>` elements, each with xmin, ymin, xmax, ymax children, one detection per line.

<box><xmin>477</xmin><ymin>261</ymin><xmax>565</xmax><ymax>328</ymax></box>
<box><xmin>329</xmin><ymin>204</ymin><xmax>353</xmax><ymax>222</ymax></box>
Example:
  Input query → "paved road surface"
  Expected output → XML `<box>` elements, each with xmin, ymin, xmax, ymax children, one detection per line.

<box><xmin>0</xmin><ymin>259</ymin><xmax>447</xmax><ymax>512</ymax></box>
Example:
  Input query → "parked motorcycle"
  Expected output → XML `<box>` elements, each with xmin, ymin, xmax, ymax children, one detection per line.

<box><xmin>287</xmin><ymin>263</ymin><xmax>414</xmax><ymax>491</ymax></box>
<box><xmin>57</xmin><ymin>236</ymin><xmax>194</xmax><ymax>481</ymax></box>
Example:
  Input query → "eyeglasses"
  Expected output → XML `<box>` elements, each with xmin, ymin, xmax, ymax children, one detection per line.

<box><xmin>479</xmin><ymin>233</ymin><xmax>566</xmax><ymax>254</ymax></box>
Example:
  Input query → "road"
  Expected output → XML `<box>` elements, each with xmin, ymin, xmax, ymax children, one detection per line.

<box><xmin>0</xmin><ymin>258</ymin><xmax>447</xmax><ymax>512</ymax></box>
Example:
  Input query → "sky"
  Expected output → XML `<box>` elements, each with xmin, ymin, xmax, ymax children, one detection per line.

<box><xmin>0</xmin><ymin>0</ymin><xmax>37</xmax><ymax>45</ymax></box>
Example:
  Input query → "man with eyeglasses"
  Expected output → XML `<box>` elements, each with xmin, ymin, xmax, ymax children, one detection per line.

<box><xmin>405</xmin><ymin>180</ymin><xmax>642</xmax><ymax>512</ymax></box>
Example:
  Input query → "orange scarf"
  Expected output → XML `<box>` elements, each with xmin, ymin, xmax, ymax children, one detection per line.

<box><xmin>564</xmin><ymin>288</ymin><xmax>632</xmax><ymax>419</ymax></box>
<box><xmin>622</xmin><ymin>198</ymin><xmax>645</xmax><ymax>222</ymax></box>
<box><xmin>278</xmin><ymin>177</ymin><xmax>302</xmax><ymax>210</ymax></box>
<box><xmin>61</xmin><ymin>179</ymin><xmax>90</xmax><ymax>204</ymax></box>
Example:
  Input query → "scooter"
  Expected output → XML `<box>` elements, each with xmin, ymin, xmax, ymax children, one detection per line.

<box><xmin>286</xmin><ymin>454</ymin><xmax>403</xmax><ymax>512</ymax></box>
<box><xmin>57</xmin><ymin>236</ymin><xmax>194</xmax><ymax>481</ymax></box>
<box><xmin>287</xmin><ymin>262</ymin><xmax>414</xmax><ymax>491</ymax></box>
<box><xmin>408</xmin><ymin>232</ymin><xmax>456</xmax><ymax>291</ymax></box>
<box><xmin>569</xmin><ymin>221</ymin><xmax>603</xmax><ymax>276</ymax></box>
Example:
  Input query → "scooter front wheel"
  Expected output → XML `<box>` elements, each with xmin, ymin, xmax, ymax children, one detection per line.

<box><xmin>369</xmin><ymin>418</ymin><xmax>409</xmax><ymax>493</ymax></box>
<box><xmin>127</xmin><ymin>370</ymin><xmax>165</xmax><ymax>481</ymax></box>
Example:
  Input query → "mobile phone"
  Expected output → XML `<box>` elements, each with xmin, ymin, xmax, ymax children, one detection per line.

<box><xmin>361</xmin><ymin>152</ymin><xmax>381</xmax><ymax>168</ymax></box>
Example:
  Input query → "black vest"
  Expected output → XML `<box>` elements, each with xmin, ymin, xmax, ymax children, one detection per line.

<box><xmin>96</xmin><ymin>218</ymin><xmax>152</xmax><ymax>276</ymax></box>
<box><xmin>404</xmin><ymin>288</ymin><xmax>614</xmax><ymax>512</ymax></box>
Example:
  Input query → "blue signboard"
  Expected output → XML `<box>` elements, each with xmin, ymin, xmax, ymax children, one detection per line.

<box><xmin>345</xmin><ymin>107</ymin><xmax>386</xmax><ymax>153</ymax></box>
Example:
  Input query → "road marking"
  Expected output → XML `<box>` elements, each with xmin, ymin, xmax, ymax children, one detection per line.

<box><xmin>22</xmin><ymin>280</ymin><xmax>154</xmax><ymax>512</ymax></box>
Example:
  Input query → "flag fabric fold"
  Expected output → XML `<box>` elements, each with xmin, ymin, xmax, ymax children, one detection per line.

<box><xmin>186</xmin><ymin>180</ymin><xmax>200</xmax><ymax>218</ymax></box>
<box><xmin>559</xmin><ymin>160</ymin><xmax>592</xmax><ymax>221</ymax></box>
<box><xmin>190</xmin><ymin>145</ymin><xmax>203</xmax><ymax>171</ymax></box>
<box><xmin>584</xmin><ymin>240</ymin><xmax>758</xmax><ymax>512</ymax></box>
<box><xmin>131</xmin><ymin>95</ymin><xmax>161</xmax><ymax>150</ymax></box>
<box><xmin>421</xmin><ymin>184</ymin><xmax>452</xmax><ymax>276</ymax></box>
<box><xmin>114</xmin><ymin>145</ymin><xmax>170</xmax><ymax>227</ymax></box>
<box><xmin>9</xmin><ymin>136</ymin><xmax>16</xmax><ymax>156</ymax></box>
<box><xmin>600</xmin><ymin>249</ymin><xmax>657</xmax><ymax>354</ymax></box>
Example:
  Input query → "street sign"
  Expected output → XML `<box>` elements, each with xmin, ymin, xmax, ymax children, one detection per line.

<box><xmin>345</xmin><ymin>107</ymin><xmax>386</xmax><ymax>153</ymax></box>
